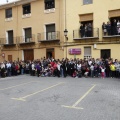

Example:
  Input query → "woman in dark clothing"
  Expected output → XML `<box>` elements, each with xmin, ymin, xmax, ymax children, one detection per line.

<box><xmin>62</xmin><ymin>61</ymin><xmax>67</xmax><ymax>77</ymax></box>
<box><xmin>36</xmin><ymin>63</ymin><xmax>41</xmax><ymax>77</ymax></box>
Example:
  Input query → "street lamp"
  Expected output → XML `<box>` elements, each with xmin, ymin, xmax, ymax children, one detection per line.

<box><xmin>64</xmin><ymin>29</ymin><xmax>68</xmax><ymax>40</ymax></box>
<box><xmin>64</xmin><ymin>29</ymin><xmax>68</xmax><ymax>59</ymax></box>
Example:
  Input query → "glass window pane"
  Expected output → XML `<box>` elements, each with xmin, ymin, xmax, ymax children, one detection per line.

<box><xmin>5</xmin><ymin>8</ymin><xmax>12</xmax><ymax>18</ymax></box>
<box><xmin>83</xmin><ymin>0</ymin><xmax>92</xmax><ymax>5</ymax></box>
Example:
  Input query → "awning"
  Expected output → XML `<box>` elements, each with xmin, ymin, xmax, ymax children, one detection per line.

<box><xmin>79</xmin><ymin>13</ymin><xmax>93</xmax><ymax>22</ymax></box>
<box><xmin>109</xmin><ymin>9</ymin><xmax>120</xmax><ymax>18</ymax></box>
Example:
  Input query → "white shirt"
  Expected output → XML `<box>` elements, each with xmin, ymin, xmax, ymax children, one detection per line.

<box><xmin>32</xmin><ymin>64</ymin><xmax>35</xmax><ymax>70</ymax></box>
<box><xmin>6</xmin><ymin>63</ymin><xmax>11</xmax><ymax>68</ymax></box>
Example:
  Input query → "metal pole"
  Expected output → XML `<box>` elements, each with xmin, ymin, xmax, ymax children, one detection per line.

<box><xmin>66</xmin><ymin>38</ymin><xmax>67</xmax><ymax>59</ymax></box>
<box><xmin>65</xmin><ymin>0</ymin><xmax>67</xmax><ymax>59</ymax></box>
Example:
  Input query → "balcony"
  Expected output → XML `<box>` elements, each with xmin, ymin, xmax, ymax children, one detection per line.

<box><xmin>102</xmin><ymin>30</ymin><xmax>120</xmax><ymax>38</ymax></box>
<box><xmin>0</xmin><ymin>37</ymin><xmax>17</xmax><ymax>46</ymax></box>
<box><xmin>18</xmin><ymin>34</ymin><xmax>35</xmax><ymax>45</ymax></box>
<box><xmin>37</xmin><ymin>31</ymin><xmax>60</xmax><ymax>42</ymax></box>
<box><xmin>73</xmin><ymin>28</ymin><xmax>99</xmax><ymax>40</ymax></box>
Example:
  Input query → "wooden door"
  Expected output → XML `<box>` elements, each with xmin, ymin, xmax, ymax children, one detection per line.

<box><xmin>8</xmin><ymin>55</ymin><xmax>12</xmax><ymax>62</ymax></box>
<box><xmin>24</xmin><ymin>49</ymin><xmax>34</xmax><ymax>61</ymax></box>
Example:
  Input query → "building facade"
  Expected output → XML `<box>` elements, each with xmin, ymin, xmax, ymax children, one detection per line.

<box><xmin>0</xmin><ymin>0</ymin><xmax>120</xmax><ymax>62</ymax></box>
<box><xmin>66</xmin><ymin>0</ymin><xmax>120</xmax><ymax>60</ymax></box>
<box><xmin>0</xmin><ymin>0</ymin><xmax>66</xmax><ymax>62</ymax></box>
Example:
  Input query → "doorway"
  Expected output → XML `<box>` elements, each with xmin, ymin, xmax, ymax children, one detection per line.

<box><xmin>101</xmin><ymin>49</ymin><xmax>111</xmax><ymax>59</ymax></box>
<box><xmin>24</xmin><ymin>49</ymin><xmax>34</xmax><ymax>61</ymax></box>
<box><xmin>8</xmin><ymin>55</ymin><xmax>12</xmax><ymax>62</ymax></box>
<box><xmin>46</xmin><ymin>48</ymin><xmax>54</xmax><ymax>59</ymax></box>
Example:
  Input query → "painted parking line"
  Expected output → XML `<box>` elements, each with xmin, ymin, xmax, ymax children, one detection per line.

<box><xmin>62</xmin><ymin>84</ymin><xmax>96</xmax><ymax>110</ymax></box>
<box><xmin>0</xmin><ymin>81</ymin><xmax>38</xmax><ymax>91</ymax></box>
<box><xmin>11</xmin><ymin>82</ymin><xmax>64</xmax><ymax>101</ymax></box>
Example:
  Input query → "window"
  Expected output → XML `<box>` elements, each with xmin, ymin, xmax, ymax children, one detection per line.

<box><xmin>23</xmin><ymin>4</ymin><xmax>31</xmax><ymax>15</ymax></box>
<box><xmin>24</xmin><ymin>28</ymin><xmax>32</xmax><ymax>42</ymax></box>
<box><xmin>7</xmin><ymin>30</ymin><xmax>13</xmax><ymax>44</ymax></box>
<box><xmin>46</xmin><ymin>24</ymin><xmax>55</xmax><ymax>40</ymax></box>
<box><xmin>83</xmin><ymin>0</ymin><xmax>92</xmax><ymax>5</ymax></box>
<box><xmin>5</xmin><ymin>8</ymin><xmax>12</xmax><ymax>18</ymax></box>
<box><xmin>44</xmin><ymin>0</ymin><xmax>55</xmax><ymax>10</ymax></box>
<box><xmin>84</xmin><ymin>47</ymin><xmax>91</xmax><ymax>59</ymax></box>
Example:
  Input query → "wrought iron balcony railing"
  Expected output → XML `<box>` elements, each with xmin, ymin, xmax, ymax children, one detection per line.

<box><xmin>73</xmin><ymin>28</ymin><xmax>99</xmax><ymax>40</ymax></box>
<box><xmin>102</xmin><ymin>28</ymin><xmax>120</xmax><ymax>38</ymax></box>
<box><xmin>37</xmin><ymin>31</ymin><xmax>60</xmax><ymax>42</ymax></box>
<box><xmin>17</xmin><ymin>34</ymin><xmax>35</xmax><ymax>44</ymax></box>
<box><xmin>0</xmin><ymin>37</ymin><xmax>17</xmax><ymax>45</ymax></box>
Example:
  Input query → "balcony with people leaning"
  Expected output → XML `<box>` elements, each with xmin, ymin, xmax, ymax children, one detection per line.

<box><xmin>102</xmin><ymin>19</ymin><xmax>120</xmax><ymax>38</ymax></box>
<box><xmin>73</xmin><ymin>22</ymin><xmax>99</xmax><ymax>40</ymax></box>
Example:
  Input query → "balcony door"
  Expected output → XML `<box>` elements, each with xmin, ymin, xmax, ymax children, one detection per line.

<box><xmin>24</xmin><ymin>28</ymin><xmax>32</xmax><ymax>42</ymax></box>
<box><xmin>7</xmin><ymin>30</ymin><xmax>13</xmax><ymax>44</ymax></box>
<box><xmin>46</xmin><ymin>24</ymin><xmax>55</xmax><ymax>40</ymax></box>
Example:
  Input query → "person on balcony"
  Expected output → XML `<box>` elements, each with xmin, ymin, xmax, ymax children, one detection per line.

<box><xmin>80</xmin><ymin>24</ymin><xmax>84</xmax><ymax>38</ymax></box>
<box><xmin>87</xmin><ymin>23</ymin><xmax>92</xmax><ymax>37</ymax></box>
<box><xmin>106</xmin><ymin>21</ymin><xmax>111</xmax><ymax>35</ymax></box>
<box><xmin>117</xmin><ymin>20</ymin><xmax>120</xmax><ymax>35</ymax></box>
<box><xmin>111</xmin><ymin>19</ymin><xmax>117</xmax><ymax>35</ymax></box>
<box><xmin>102</xmin><ymin>22</ymin><xmax>107</xmax><ymax>36</ymax></box>
<box><xmin>84</xmin><ymin>24</ymin><xmax>88</xmax><ymax>37</ymax></box>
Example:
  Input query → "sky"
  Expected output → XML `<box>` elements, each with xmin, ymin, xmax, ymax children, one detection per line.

<box><xmin>0</xmin><ymin>0</ymin><xmax>17</xmax><ymax>5</ymax></box>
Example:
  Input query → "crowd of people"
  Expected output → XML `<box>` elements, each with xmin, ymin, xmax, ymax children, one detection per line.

<box><xmin>102</xmin><ymin>19</ymin><xmax>120</xmax><ymax>36</ymax></box>
<box><xmin>0</xmin><ymin>57</ymin><xmax>120</xmax><ymax>79</ymax></box>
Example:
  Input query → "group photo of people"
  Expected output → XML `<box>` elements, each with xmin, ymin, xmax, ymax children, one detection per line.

<box><xmin>0</xmin><ymin>57</ymin><xmax>120</xmax><ymax>79</ymax></box>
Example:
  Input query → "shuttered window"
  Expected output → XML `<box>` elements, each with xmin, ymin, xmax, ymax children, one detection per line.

<box><xmin>84</xmin><ymin>47</ymin><xmax>92</xmax><ymax>59</ymax></box>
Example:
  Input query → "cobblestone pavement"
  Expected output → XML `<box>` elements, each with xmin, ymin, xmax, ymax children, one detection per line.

<box><xmin>0</xmin><ymin>75</ymin><xmax>120</xmax><ymax>120</ymax></box>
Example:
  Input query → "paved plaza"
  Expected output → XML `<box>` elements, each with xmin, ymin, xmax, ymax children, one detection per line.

<box><xmin>0</xmin><ymin>75</ymin><xmax>120</xmax><ymax>120</ymax></box>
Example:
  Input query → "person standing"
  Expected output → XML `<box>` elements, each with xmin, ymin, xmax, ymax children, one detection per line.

<box><xmin>87</xmin><ymin>23</ymin><xmax>92</xmax><ymax>37</ymax></box>
<box><xmin>106</xmin><ymin>21</ymin><xmax>111</xmax><ymax>35</ymax></box>
<box><xmin>0</xmin><ymin>62</ymin><xmax>6</xmax><ymax>78</ymax></box>
<box><xmin>6</xmin><ymin>61</ymin><xmax>11</xmax><ymax>77</ymax></box>
<box><xmin>100</xmin><ymin>66</ymin><xmax>106</xmax><ymax>79</ymax></box>
<box><xmin>102</xmin><ymin>22</ymin><xmax>107</xmax><ymax>36</ymax></box>
<box><xmin>80</xmin><ymin>24</ymin><xmax>84</xmax><ymax>38</ymax></box>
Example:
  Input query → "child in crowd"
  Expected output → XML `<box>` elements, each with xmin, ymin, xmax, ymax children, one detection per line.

<box><xmin>100</xmin><ymin>66</ymin><xmax>106</xmax><ymax>79</ymax></box>
<box><xmin>72</xmin><ymin>70</ymin><xmax>77</xmax><ymax>78</ymax></box>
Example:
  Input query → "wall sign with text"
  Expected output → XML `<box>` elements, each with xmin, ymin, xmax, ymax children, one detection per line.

<box><xmin>69</xmin><ymin>48</ymin><xmax>81</xmax><ymax>55</ymax></box>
